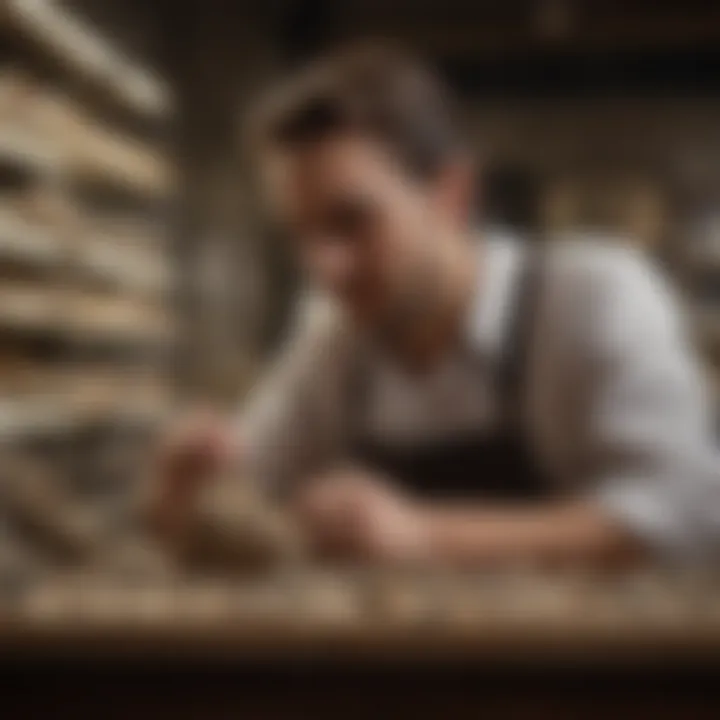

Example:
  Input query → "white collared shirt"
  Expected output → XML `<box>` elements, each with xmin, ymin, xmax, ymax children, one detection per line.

<box><xmin>239</xmin><ymin>231</ymin><xmax>720</xmax><ymax>560</ymax></box>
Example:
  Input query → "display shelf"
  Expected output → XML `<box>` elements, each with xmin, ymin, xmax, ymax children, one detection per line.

<box><xmin>0</xmin><ymin>281</ymin><xmax>176</xmax><ymax>352</ymax></box>
<box><xmin>62</xmin><ymin>292</ymin><xmax>176</xmax><ymax>345</ymax></box>
<box><xmin>1</xmin><ymin>0</ymin><xmax>170</xmax><ymax>120</ymax></box>
<box><xmin>0</xmin><ymin>0</ymin><xmax>173</xmax><ymax>446</ymax></box>
<box><xmin>74</xmin><ymin>238</ymin><xmax>171</xmax><ymax>296</ymax></box>
<box><xmin>0</xmin><ymin>375</ymin><xmax>174</xmax><ymax>440</ymax></box>
<box><xmin>0</xmin><ymin>210</ymin><xmax>64</xmax><ymax>267</ymax></box>
<box><xmin>0</xmin><ymin>397</ymin><xmax>76</xmax><ymax>437</ymax></box>
<box><xmin>0</xmin><ymin>126</ymin><xmax>62</xmax><ymax>175</ymax></box>
<box><xmin>66</xmin><ymin>119</ymin><xmax>170</xmax><ymax>199</ymax></box>
<box><xmin>0</xmin><ymin>282</ymin><xmax>63</xmax><ymax>333</ymax></box>
<box><xmin>0</xmin><ymin>397</ymin><xmax>172</xmax><ymax>440</ymax></box>
<box><xmin>0</xmin><ymin>85</ymin><xmax>172</xmax><ymax>199</ymax></box>
<box><xmin>0</xmin><ymin>63</ymin><xmax>176</xmax><ymax>367</ymax></box>
<box><xmin>0</xmin><ymin>212</ymin><xmax>171</xmax><ymax>292</ymax></box>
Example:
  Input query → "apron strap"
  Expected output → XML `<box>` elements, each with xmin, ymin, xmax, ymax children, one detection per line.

<box><xmin>496</xmin><ymin>241</ymin><xmax>546</xmax><ymax>426</ymax></box>
<box><xmin>345</xmin><ymin>239</ymin><xmax>547</xmax><ymax>448</ymax></box>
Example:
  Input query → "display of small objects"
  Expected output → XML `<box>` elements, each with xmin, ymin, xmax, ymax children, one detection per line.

<box><xmin>5</xmin><ymin>564</ymin><xmax>720</xmax><ymax>652</ymax></box>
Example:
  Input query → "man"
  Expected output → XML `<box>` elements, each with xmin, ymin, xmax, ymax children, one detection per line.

<box><xmin>154</xmin><ymin>45</ymin><xmax>720</xmax><ymax>567</ymax></box>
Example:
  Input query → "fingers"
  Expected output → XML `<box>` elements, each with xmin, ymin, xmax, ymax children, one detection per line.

<box><xmin>293</xmin><ymin>472</ymin><xmax>381</xmax><ymax>559</ymax></box>
<box><xmin>292</xmin><ymin>469</ymin><xmax>428</xmax><ymax>563</ymax></box>
<box><xmin>157</xmin><ymin>412</ymin><xmax>235</xmax><ymax>489</ymax></box>
<box><xmin>149</xmin><ymin>411</ymin><xmax>237</xmax><ymax>543</ymax></box>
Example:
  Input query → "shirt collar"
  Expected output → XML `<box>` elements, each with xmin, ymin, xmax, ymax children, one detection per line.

<box><xmin>464</xmin><ymin>228</ymin><xmax>525</xmax><ymax>363</ymax></box>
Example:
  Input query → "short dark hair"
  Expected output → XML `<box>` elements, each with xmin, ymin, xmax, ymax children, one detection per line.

<box><xmin>249</xmin><ymin>43</ymin><xmax>465</xmax><ymax>180</ymax></box>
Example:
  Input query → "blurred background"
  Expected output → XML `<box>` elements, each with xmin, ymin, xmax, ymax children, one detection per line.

<box><xmin>4</xmin><ymin>0</ymin><xmax>720</xmax><ymax>537</ymax></box>
<box><xmin>1</xmin><ymin>0</ymin><xmax>720</xmax><ymax>671</ymax></box>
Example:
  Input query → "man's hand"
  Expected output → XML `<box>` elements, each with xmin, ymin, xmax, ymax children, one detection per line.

<box><xmin>294</xmin><ymin>469</ymin><xmax>643</xmax><ymax>568</ymax></box>
<box><xmin>149</xmin><ymin>411</ymin><xmax>236</xmax><ymax>545</ymax></box>
<box><xmin>294</xmin><ymin>468</ymin><xmax>430</xmax><ymax>562</ymax></box>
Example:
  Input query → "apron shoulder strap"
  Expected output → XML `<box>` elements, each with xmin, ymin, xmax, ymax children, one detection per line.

<box><xmin>496</xmin><ymin>242</ymin><xmax>546</xmax><ymax>418</ymax></box>
<box><xmin>346</xmin><ymin>239</ymin><xmax>547</xmax><ymax>444</ymax></box>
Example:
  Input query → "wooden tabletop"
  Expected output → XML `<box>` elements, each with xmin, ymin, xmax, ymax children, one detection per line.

<box><xmin>3</xmin><ymin>568</ymin><xmax>720</xmax><ymax>664</ymax></box>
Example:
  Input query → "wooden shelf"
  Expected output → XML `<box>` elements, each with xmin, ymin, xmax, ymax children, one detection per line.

<box><xmin>63</xmin><ymin>292</ymin><xmax>176</xmax><ymax>344</ymax></box>
<box><xmin>0</xmin><ymin>282</ymin><xmax>62</xmax><ymax>332</ymax></box>
<box><xmin>0</xmin><ymin>397</ymin><xmax>75</xmax><ymax>437</ymax></box>
<box><xmin>0</xmin><ymin>90</ymin><xmax>172</xmax><ymax>199</ymax></box>
<box><xmin>0</xmin><ymin>370</ymin><xmax>174</xmax><ymax>439</ymax></box>
<box><xmin>75</xmin><ymin>239</ymin><xmax>171</xmax><ymax>295</ymax></box>
<box><xmin>0</xmin><ymin>396</ymin><xmax>171</xmax><ymax>439</ymax></box>
<box><xmin>0</xmin><ymin>211</ymin><xmax>64</xmax><ymax>267</ymax></box>
<box><xmin>0</xmin><ymin>127</ymin><xmax>62</xmax><ymax>175</ymax></box>
<box><xmin>0</xmin><ymin>211</ymin><xmax>172</xmax><ymax>297</ymax></box>
<box><xmin>1</xmin><ymin>0</ymin><xmax>171</xmax><ymax>120</ymax></box>
<box><xmin>62</xmin><ymin>105</ymin><xmax>172</xmax><ymax>198</ymax></box>
<box><xmin>0</xmin><ymin>9</ymin><xmax>176</xmax><ymax>445</ymax></box>
<box><xmin>0</xmin><ymin>283</ymin><xmax>175</xmax><ymax>348</ymax></box>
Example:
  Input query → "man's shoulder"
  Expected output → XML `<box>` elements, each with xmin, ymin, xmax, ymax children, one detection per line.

<box><xmin>544</xmin><ymin>230</ymin><xmax>648</xmax><ymax>269</ymax></box>
<box><xmin>539</xmin><ymin>233</ymin><xmax>684</xmax><ymax>358</ymax></box>
<box><xmin>542</xmin><ymin>232</ymin><xmax>659</xmax><ymax>301</ymax></box>
<box><xmin>485</xmin><ymin>226</ymin><xmax>650</xmax><ymax>281</ymax></box>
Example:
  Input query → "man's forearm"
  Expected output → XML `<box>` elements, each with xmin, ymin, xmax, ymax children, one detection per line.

<box><xmin>417</xmin><ymin>502</ymin><xmax>644</xmax><ymax>568</ymax></box>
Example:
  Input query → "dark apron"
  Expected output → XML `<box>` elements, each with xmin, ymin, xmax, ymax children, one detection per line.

<box><xmin>348</xmin><ymin>247</ymin><xmax>552</xmax><ymax>503</ymax></box>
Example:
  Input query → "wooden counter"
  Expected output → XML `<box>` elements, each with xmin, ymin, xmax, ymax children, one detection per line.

<box><xmin>3</xmin><ymin>570</ymin><xmax>720</xmax><ymax>715</ymax></box>
<box><xmin>3</xmin><ymin>568</ymin><xmax>720</xmax><ymax>664</ymax></box>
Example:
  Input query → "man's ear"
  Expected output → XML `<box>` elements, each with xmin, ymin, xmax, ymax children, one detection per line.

<box><xmin>435</xmin><ymin>157</ymin><xmax>476</xmax><ymax>229</ymax></box>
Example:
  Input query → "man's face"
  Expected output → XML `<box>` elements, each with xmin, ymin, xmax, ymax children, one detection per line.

<box><xmin>263</xmin><ymin>134</ymin><xmax>467</xmax><ymax>340</ymax></box>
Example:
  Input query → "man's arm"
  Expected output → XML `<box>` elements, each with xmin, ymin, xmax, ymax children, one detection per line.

<box><xmin>297</xmin><ymin>245</ymin><xmax>718</xmax><ymax>567</ymax></box>
<box><xmin>416</xmin><ymin>502</ymin><xmax>642</xmax><ymax>568</ymax></box>
<box><xmin>150</xmin><ymin>293</ymin><xmax>351</xmax><ymax>547</ymax></box>
<box><xmin>424</xmin><ymin>245</ymin><xmax>719</xmax><ymax>566</ymax></box>
<box><xmin>295</xmin><ymin>472</ymin><xmax>642</xmax><ymax>567</ymax></box>
<box><xmin>239</xmin><ymin>293</ymin><xmax>352</xmax><ymax>493</ymax></box>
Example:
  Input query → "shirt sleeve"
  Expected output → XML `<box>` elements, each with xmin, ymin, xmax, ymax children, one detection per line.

<box><xmin>572</xmin><ymin>245</ymin><xmax>720</xmax><ymax>561</ymax></box>
<box><xmin>234</xmin><ymin>292</ymin><xmax>353</xmax><ymax>493</ymax></box>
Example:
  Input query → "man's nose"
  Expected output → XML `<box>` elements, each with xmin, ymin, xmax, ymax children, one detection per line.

<box><xmin>312</xmin><ymin>242</ymin><xmax>361</xmax><ymax>293</ymax></box>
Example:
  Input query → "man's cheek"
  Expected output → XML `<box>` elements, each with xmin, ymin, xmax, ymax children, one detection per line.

<box><xmin>346</xmin><ymin>261</ymin><xmax>389</xmax><ymax>319</ymax></box>
<box><xmin>370</xmin><ymin>236</ymin><xmax>407</xmax><ymax>302</ymax></box>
